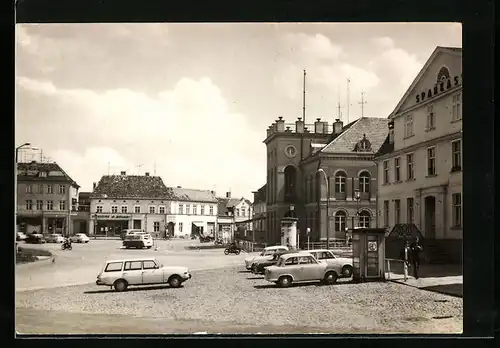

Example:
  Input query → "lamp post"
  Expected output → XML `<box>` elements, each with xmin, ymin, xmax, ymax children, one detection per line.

<box><xmin>354</xmin><ymin>189</ymin><xmax>361</xmax><ymax>228</ymax></box>
<box><xmin>317</xmin><ymin>168</ymin><xmax>330</xmax><ymax>250</ymax></box>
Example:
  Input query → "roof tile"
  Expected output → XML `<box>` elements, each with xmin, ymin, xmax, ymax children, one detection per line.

<box><xmin>169</xmin><ymin>187</ymin><xmax>218</xmax><ymax>203</ymax></box>
<box><xmin>92</xmin><ymin>175</ymin><xmax>173</xmax><ymax>199</ymax></box>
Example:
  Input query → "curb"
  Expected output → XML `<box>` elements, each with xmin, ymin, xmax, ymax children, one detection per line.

<box><xmin>16</xmin><ymin>255</ymin><xmax>55</xmax><ymax>268</ymax></box>
<box><xmin>388</xmin><ymin>279</ymin><xmax>463</xmax><ymax>298</ymax></box>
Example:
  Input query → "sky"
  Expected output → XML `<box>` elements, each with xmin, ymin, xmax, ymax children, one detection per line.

<box><xmin>15</xmin><ymin>22</ymin><xmax>462</xmax><ymax>200</ymax></box>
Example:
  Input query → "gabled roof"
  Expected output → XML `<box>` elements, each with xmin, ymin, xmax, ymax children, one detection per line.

<box><xmin>374</xmin><ymin>135</ymin><xmax>395</xmax><ymax>158</ymax></box>
<box><xmin>217</xmin><ymin>198</ymin><xmax>231</xmax><ymax>216</ymax></box>
<box><xmin>389</xmin><ymin>46</ymin><xmax>462</xmax><ymax>118</ymax></box>
<box><xmin>253</xmin><ymin>184</ymin><xmax>266</xmax><ymax>204</ymax></box>
<box><xmin>91</xmin><ymin>175</ymin><xmax>173</xmax><ymax>199</ymax></box>
<box><xmin>320</xmin><ymin>117</ymin><xmax>388</xmax><ymax>154</ymax></box>
<box><xmin>226</xmin><ymin>197</ymin><xmax>251</xmax><ymax>207</ymax></box>
<box><xmin>169</xmin><ymin>187</ymin><xmax>218</xmax><ymax>203</ymax></box>
<box><xmin>17</xmin><ymin>161</ymin><xmax>80</xmax><ymax>188</ymax></box>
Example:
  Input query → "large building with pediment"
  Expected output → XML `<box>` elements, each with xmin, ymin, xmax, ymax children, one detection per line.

<box><xmin>374</xmin><ymin>46</ymin><xmax>462</xmax><ymax>263</ymax></box>
<box><xmin>263</xmin><ymin>115</ymin><xmax>388</xmax><ymax>246</ymax></box>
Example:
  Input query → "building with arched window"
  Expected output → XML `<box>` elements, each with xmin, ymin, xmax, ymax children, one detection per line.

<box><xmin>263</xmin><ymin>115</ymin><xmax>389</xmax><ymax>245</ymax></box>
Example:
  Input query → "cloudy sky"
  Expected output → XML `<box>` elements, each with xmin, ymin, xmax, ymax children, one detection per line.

<box><xmin>15</xmin><ymin>22</ymin><xmax>461</xmax><ymax>199</ymax></box>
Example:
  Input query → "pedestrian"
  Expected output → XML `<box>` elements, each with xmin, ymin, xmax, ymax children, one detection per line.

<box><xmin>409</xmin><ymin>237</ymin><xmax>423</xmax><ymax>279</ymax></box>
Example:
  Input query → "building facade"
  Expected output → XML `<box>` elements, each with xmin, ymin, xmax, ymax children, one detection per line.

<box><xmin>216</xmin><ymin>192</ymin><xmax>253</xmax><ymax>242</ymax></box>
<box><xmin>89</xmin><ymin>172</ymin><xmax>173</xmax><ymax>237</ymax></box>
<box><xmin>72</xmin><ymin>191</ymin><xmax>91</xmax><ymax>234</ymax></box>
<box><xmin>16</xmin><ymin>161</ymin><xmax>80</xmax><ymax>236</ymax></box>
<box><xmin>264</xmin><ymin>115</ymin><xmax>388</xmax><ymax>246</ymax></box>
<box><xmin>251</xmin><ymin>184</ymin><xmax>267</xmax><ymax>242</ymax></box>
<box><xmin>375</xmin><ymin>46</ymin><xmax>462</xmax><ymax>261</ymax></box>
<box><xmin>166</xmin><ymin>187</ymin><xmax>218</xmax><ymax>238</ymax></box>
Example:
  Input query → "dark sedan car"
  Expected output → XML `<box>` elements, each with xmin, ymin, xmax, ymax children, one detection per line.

<box><xmin>25</xmin><ymin>233</ymin><xmax>46</xmax><ymax>244</ymax></box>
<box><xmin>252</xmin><ymin>250</ymin><xmax>297</xmax><ymax>275</ymax></box>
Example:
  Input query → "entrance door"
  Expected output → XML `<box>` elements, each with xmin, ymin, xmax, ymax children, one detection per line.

<box><xmin>133</xmin><ymin>220</ymin><xmax>142</xmax><ymax>229</ymax></box>
<box><xmin>424</xmin><ymin>196</ymin><xmax>436</xmax><ymax>238</ymax></box>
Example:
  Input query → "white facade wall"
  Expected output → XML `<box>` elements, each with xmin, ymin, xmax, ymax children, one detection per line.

<box><xmin>168</xmin><ymin>201</ymin><xmax>218</xmax><ymax>237</ymax></box>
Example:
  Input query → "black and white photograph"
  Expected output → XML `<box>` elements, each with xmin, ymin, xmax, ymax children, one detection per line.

<box><xmin>15</xmin><ymin>22</ymin><xmax>464</xmax><ymax>335</ymax></box>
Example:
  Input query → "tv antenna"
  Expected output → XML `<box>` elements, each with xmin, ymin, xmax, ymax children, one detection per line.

<box><xmin>359</xmin><ymin>92</ymin><xmax>368</xmax><ymax>118</ymax></box>
<box><xmin>136</xmin><ymin>164</ymin><xmax>143</xmax><ymax>175</ymax></box>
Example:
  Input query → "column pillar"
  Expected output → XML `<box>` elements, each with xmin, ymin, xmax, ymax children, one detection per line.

<box><xmin>88</xmin><ymin>217</ymin><xmax>95</xmax><ymax>236</ymax></box>
<box><xmin>42</xmin><ymin>214</ymin><xmax>46</xmax><ymax>234</ymax></box>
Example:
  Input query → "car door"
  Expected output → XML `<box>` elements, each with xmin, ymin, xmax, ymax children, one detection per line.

<box><xmin>141</xmin><ymin>260</ymin><xmax>164</xmax><ymax>284</ymax></box>
<box><xmin>122</xmin><ymin>261</ymin><xmax>143</xmax><ymax>285</ymax></box>
<box><xmin>298</xmin><ymin>256</ymin><xmax>322</xmax><ymax>281</ymax></box>
<box><xmin>283</xmin><ymin>256</ymin><xmax>301</xmax><ymax>280</ymax></box>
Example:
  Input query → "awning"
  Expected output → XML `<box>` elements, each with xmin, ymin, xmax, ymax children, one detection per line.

<box><xmin>192</xmin><ymin>222</ymin><xmax>204</xmax><ymax>227</ymax></box>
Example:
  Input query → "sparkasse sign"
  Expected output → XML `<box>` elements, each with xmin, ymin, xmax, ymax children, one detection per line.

<box><xmin>415</xmin><ymin>74</ymin><xmax>462</xmax><ymax>104</ymax></box>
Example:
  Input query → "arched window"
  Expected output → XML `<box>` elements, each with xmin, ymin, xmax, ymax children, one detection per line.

<box><xmin>359</xmin><ymin>171</ymin><xmax>371</xmax><ymax>193</ymax></box>
<box><xmin>284</xmin><ymin>166</ymin><xmax>297</xmax><ymax>201</ymax></box>
<box><xmin>358</xmin><ymin>210</ymin><xmax>371</xmax><ymax>228</ymax></box>
<box><xmin>335</xmin><ymin>171</ymin><xmax>347</xmax><ymax>193</ymax></box>
<box><xmin>335</xmin><ymin>210</ymin><xmax>347</xmax><ymax>232</ymax></box>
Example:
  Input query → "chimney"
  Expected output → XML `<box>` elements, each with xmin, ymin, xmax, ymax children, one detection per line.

<box><xmin>388</xmin><ymin>121</ymin><xmax>395</xmax><ymax>144</ymax></box>
<box><xmin>120</xmin><ymin>171</ymin><xmax>126</xmax><ymax>175</ymax></box>
<box><xmin>177</xmin><ymin>186</ymin><xmax>182</xmax><ymax>188</ymax></box>
<box><xmin>314</xmin><ymin>118</ymin><xmax>324</xmax><ymax>134</ymax></box>
<box><xmin>93</xmin><ymin>182</ymin><xmax>96</xmax><ymax>190</ymax></box>
<box><xmin>295</xmin><ymin>117</ymin><xmax>304</xmax><ymax>133</ymax></box>
<box><xmin>275</xmin><ymin>117</ymin><xmax>285</xmax><ymax>132</ymax></box>
<box><xmin>210</xmin><ymin>190</ymin><xmax>215</xmax><ymax>195</ymax></box>
<box><xmin>333</xmin><ymin>119</ymin><xmax>343</xmax><ymax>135</ymax></box>
<box><xmin>226</xmin><ymin>191</ymin><xmax>231</xmax><ymax>198</ymax></box>
<box><xmin>145</xmin><ymin>172</ymin><xmax>150</xmax><ymax>176</ymax></box>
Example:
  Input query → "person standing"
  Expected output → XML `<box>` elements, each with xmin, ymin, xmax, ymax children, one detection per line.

<box><xmin>409</xmin><ymin>237</ymin><xmax>424</xmax><ymax>279</ymax></box>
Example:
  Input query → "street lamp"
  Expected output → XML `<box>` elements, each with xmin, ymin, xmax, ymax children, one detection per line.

<box><xmin>354</xmin><ymin>189</ymin><xmax>361</xmax><ymax>228</ymax></box>
<box><xmin>317</xmin><ymin>168</ymin><xmax>330</xmax><ymax>250</ymax></box>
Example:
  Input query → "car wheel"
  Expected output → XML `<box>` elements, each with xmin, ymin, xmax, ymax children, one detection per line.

<box><xmin>278</xmin><ymin>276</ymin><xmax>292</xmax><ymax>288</ymax></box>
<box><xmin>168</xmin><ymin>275</ymin><xmax>182</xmax><ymax>288</ymax></box>
<box><xmin>324</xmin><ymin>271</ymin><xmax>338</xmax><ymax>285</ymax></box>
<box><xmin>114</xmin><ymin>279</ymin><xmax>128</xmax><ymax>292</ymax></box>
<box><xmin>342</xmin><ymin>265</ymin><xmax>353</xmax><ymax>278</ymax></box>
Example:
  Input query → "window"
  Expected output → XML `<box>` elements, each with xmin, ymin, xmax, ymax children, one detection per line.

<box><xmin>39</xmin><ymin>171</ymin><xmax>47</xmax><ymax>177</ymax></box>
<box><xmin>200</xmin><ymin>206</ymin><xmax>204</xmax><ymax>215</ymax></box>
<box><xmin>124</xmin><ymin>261</ymin><xmax>142</xmax><ymax>271</ymax></box>
<box><xmin>452</xmin><ymin>93</ymin><xmax>461</xmax><ymax>121</ymax></box>
<box><xmin>298</xmin><ymin>256</ymin><xmax>315</xmax><ymax>264</ymax></box>
<box><xmin>383</xmin><ymin>161</ymin><xmax>389</xmax><ymax>184</ymax></box>
<box><xmin>335</xmin><ymin>211</ymin><xmax>347</xmax><ymax>232</ymax></box>
<box><xmin>134</xmin><ymin>205</ymin><xmax>140</xmax><ymax>213</ymax></box>
<box><xmin>383</xmin><ymin>201</ymin><xmax>390</xmax><ymax>226</ymax></box>
<box><xmin>406</xmin><ymin>153</ymin><xmax>414</xmax><ymax>180</ymax></box>
<box><xmin>38</xmin><ymin>184</ymin><xmax>44</xmax><ymax>194</ymax></box>
<box><xmin>59</xmin><ymin>185</ymin><xmax>66</xmax><ymax>194</ymax></box>
<box><xmin>452</xmin><ymin>140</ymin><xmax>462</xmax><ymax>170</ymax></box>
<box><xmin>154</xmin><ymin>221</ymin><xmax>160</xmax><ymax>232</ymax></box>
<box><xmin>96</xmin><ymin>205</ymin><xmax>103</xmax><ymax>213</ymax></box>
<box><xmin>26</xmin><ymin>184</ymin><xmax>32</xmax><ymax>194</ymax></box>
<box><xmin>427</xmin><ymin>104</ymin><xmax>435</xmax><ymax>129</ymax></box>
<box><xmin>194</xmin><ymin>205</ymin><xmax>199</xmax><ymax>215</ymax></box>
<box><xmin>111</xmin><ymin>205</ymin><xmax>118</xmax><ymax>213</ymax></box>
<box><xmin>179</xmin><ymin>204</ymin><xmax>184</xmax><ymax>214</ymax></box>
<box><xmin>394</xmin><ymin>157</ymin><xmax>401</xmax><ymax>182</ymax></box>
<box><xmin>186</xmin><ymin>205</ymin><xmax>190</xmax><ymax>214</ymax></box>
<box><xmin>121</xmin><ymin>206</ymin><xmax>128</xmax><ymax>213</ymax></box>
<box><xmin>143</xmin><ymin>260</ymin><xmax>157</xmax><ymax>270</ymax></box>
<box><xmin>59</xmin><ymin>200</ymin><xmax>66</xmax><ymax>210</ymax></box>
<box><xmin>236</xmin><ymin>208</ymin><xmax>240</xmax><ymax>216</ymax></box>
<box><xmin>359</xmin><ymin>171</ymin><xmax>370</xmax><ymax>193</ymax></box>
<box><xmin>179</xmin><ymin>222</ymin><xmax>183</xmax><ymax>232</ymax></box>
<box><xmin>209</xmin><ymin>205</ymin><xmax>214</xmax><ymax>215</ymax></box>
<box><xmin>159</xmin><ymin>206</ymin><xmax>165</xmax><ymax>214</ymax></box>
<box><xmin>427</xmin><ymin>147</ymin><xmax>436</xmax><ymax>176</ymax></box>
<box><xmin>317</xmin><ymin>251</ymin><xmax>335</xmax><ymax>260</ymax></box>
<box><xmin>358</xmin><ymin>210</ymin><xmax>371</xmax><ymax>228</ymax></box>
<box><xmin>47</xmin><ymin>200</ymin><xmax>53</xmax><ymax>210</ymax></box>
<box><xmin>284</xmin><ymin>257</ymin><xmax>298</xmax><ymax>266</ymax></box>
<box><xmin>149</xmin><ymin>206</ymin><xmax>155</xmax><ymax>214</ymax></box>
<box><xmin>36</xmin><ymin>200</ymin><xmax>43</xmax><ymax>210</ymax></box>
<box><xmin>335</xmin><ymin>171</ymin><xmax>346</xmax><ymax>193</ymax></box>
<box><xmin>404</xmin><ymin>114</ymin><xmax>414</xmax><ymax>137</ymax></box>
<box><xmin>407</xmin><ymin>197</ymin><xmax>414</xmax><ymax>223</ymax></box>
<box><xmin>242</xmin><ymin>208</ymin><xmax>246</xmax><ymax>216</ymax></box>
<box><xmin>105</xmin><ymin>262</ymin><xmax>123</xmax><ymax>272</ymax></box>
<box><xmin>452</xmin><ymin>193</ymin><xmax>462</xmax><ymax>227</ymax></box>
<box><xmin>394</xmin><ymin>199</ymin><xmax>401</xmax><ymax>224</ymax></box>
<box><xmin>25</xmin><ymin>200</ymin><xmax>32</xmax><ymax>210</ymax></box>
<box><xmin>47</xmin><ymin>184</ymin><xmax>54</xmax><ymax>194</ymax></box>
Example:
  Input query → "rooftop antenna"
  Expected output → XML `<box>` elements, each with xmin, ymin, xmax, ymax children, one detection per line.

<box><xmin>337</xmin><ymin>85</ymin><xmax>344</xmax><ymax>122</ymax></box>
<box><xmin>136</xmin><ymin>164</ymin><xmax>143</xmax><ymax>175</ymax></box>
<box><xmin>154</xmin><ymin>159</ymin><xmax>156</xmax><ymax>176</ymax></box>
<box><xmin>359</xmin><ymin>92</ymin><xmax>368</xmax><ymax>118</ymax></box>
<box><xmin>346</xmin><ymin>77</ymin><xmax>351</xmax><ymax>123</ymax></box>
<box><xmin>302</xmin><ymin>69</ymin><xmax>306</xmax><ymax>124</ymax></box>
<box><xmin>107</xmin><ymin>161</ymin><xmax>110</xmax><ymax>175</ymax></box>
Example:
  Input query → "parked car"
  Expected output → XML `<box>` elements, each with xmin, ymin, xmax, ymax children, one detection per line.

<box><xmin>264</xmin><ymin>252</ymin><xmax>339</xmax><ymax>287</ymax></box>
<box><xmin>70</xmin><ymin>233</ymin><xmax>90</xmax><ymax>243</ymax></box>
<box><xmin>123</xmin><ymin>233</ymin><xmax>153</xmax><ymax>249</ymax></box>
<box><xmin>244</xmin><ymin>245</ymin><xmax>289</xmax><ymax>270</ymax></box>
<box><xmin>16</xmin><ymin>232</ymin><xmax>27</xmax><ymax>241</ymax></box>
<box><xmin>25</xmin><ymin>233</ymin><xmax>46</xmax><ymax>244</ymax></box>
<box><xmin>96</xmin><ymin>257</ymin><xmax>191</xmax><ymax>291</ymax></box>
<box><xmin>120</xmin><ymin>229</ymin><xmax>145</xmax><ymax>240</ymax></box>
<box><xmin>46</xmin><ymin>233</ymin><xmax>65</xmax><ymax>243</ymax></box>
<box><xmin>252</xmin><ymin>250</ymin><xmax>300</xmax><ymax>275</ymax></box>
<box><xmin>304</xmin><ymin>249</ymin><xmax>354</xmax><ymax>278</ymax></box>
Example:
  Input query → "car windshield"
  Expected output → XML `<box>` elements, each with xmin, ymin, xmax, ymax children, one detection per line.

<box><xmin>276</xmin><ymin>257</ymin><xmax>286</xmax><ymax>267</ymax></box>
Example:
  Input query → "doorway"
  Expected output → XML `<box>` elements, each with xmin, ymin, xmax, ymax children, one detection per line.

<box><xmin>424</xmin><ymin>196</ymin><xmax>436</xmax><ymax>238</ymax></box>
<box><xmin>133</xmin><ymin>219</ymin><xmax>142</xmax><ymax>229</ymax></box>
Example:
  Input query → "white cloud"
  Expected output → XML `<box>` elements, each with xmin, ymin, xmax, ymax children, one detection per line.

<box><xmin>371</xmin><ymin>37</ymin><xmax>395</xmax><ymax>49</ymax></box>
<box><xmin>283</xmin><ymin>32</ymin><xmax>344</xmax><ymax>61</ymax></box>
<box><xmin>368</xmin><ymin>46</ymin><xmax>423</xmax><ymax>86</ymax></box>
<box><xmin>16</xmin><ymin>76</ymin><xmax>265</xmax><ymax>198</ymax></box>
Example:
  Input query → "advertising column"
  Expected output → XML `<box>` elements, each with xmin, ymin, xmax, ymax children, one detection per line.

<box><xmin>281</xmin><ymin>217</ymin><xmax>298</xmax><ymax>249</ymax></box>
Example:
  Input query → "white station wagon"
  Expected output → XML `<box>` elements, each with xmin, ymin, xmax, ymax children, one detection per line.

<box><xmin>304</xmin><ymin>249</ymin><xmax>354</xmax><ymax>278</ymax></box>
<box><xmin>244</xmin><ymin>245</ymin><xmax>288</xmax><ymax>270</ymax></box>
<box><xmin>96</xmin><ymin>257</ymin><xmax>191</xmax><ymax>291</ymax></box>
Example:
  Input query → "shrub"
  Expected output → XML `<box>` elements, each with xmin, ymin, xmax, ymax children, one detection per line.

<box><xmin>16</xmin><ymin>246</ymin><xmax>52</xmax><ymax>264</ymax></box>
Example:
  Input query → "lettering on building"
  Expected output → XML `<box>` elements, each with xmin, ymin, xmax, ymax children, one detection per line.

<box><xmin>415</xmin><ymin>74</ymin><xmax>462</xmax><ymax>104</ymax></box>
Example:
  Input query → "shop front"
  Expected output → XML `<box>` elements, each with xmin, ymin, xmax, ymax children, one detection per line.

<box><xmin>93</xmin><ymin>213</ymin><xmax>131</xmax><ymax>237</ymax></box>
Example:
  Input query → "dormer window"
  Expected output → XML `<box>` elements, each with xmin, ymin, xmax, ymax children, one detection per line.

<box><xmin>354</xmin><ymin>134</ymin><xmax>372</xmax><ymax>152</ymax></box>
<box><xmin>39</xmin><ymin>172</ymin><xmax>47</xmax><ymax>177</ymax></box>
